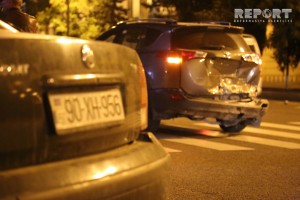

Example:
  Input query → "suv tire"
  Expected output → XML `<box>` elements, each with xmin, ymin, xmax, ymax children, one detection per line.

<box><xmin>219</xmin><ymin>121</ymin><xmax>247</xmax><ymax>133</ymax></box>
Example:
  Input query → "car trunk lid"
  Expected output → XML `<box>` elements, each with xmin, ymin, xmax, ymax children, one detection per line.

<box><xmin>0</xmin><ymin>33</ymin><xmax>143</xmax><ymax>170</ymax></box>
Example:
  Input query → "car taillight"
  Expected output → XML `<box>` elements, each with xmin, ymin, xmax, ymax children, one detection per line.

<box><xmin>166</xmin><ymin>56</ymin><xmax>182</xmax><ymax>64</ymax></box>
<box><xmin>166</xmin><ymin>50</ymin><xmax>207</xmax><ymax>65</ymax></box>
<box><xmin>138</xmin><ymin>65</ymin><xmax>148</xmax><ymax>130</ymax></box>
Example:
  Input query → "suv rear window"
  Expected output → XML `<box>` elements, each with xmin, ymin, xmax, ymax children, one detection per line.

<box><xmin>118</xmin><ymin>27</ymin><xmax>162</xmax><ymax>50</ymax></box>
<box><xmin>172</xmin><ymin>27</ymin><xmax>250</xmax><ymax>52</ymax></box>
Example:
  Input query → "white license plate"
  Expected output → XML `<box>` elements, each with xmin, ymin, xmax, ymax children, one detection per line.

<box><xmin>48</xmin><ymin>88</ymin><xmax>125</xmax><ymax>135</ymax></box>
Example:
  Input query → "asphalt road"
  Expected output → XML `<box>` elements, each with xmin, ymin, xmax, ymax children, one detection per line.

<box><xmin>156</xmin><ymin>100</ymin><xmax>300</xmax><ymax>200</ymax></box>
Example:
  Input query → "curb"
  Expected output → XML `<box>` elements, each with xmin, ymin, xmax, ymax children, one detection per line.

<box><xmin>260</xmin><ymin>88</ymin><xmax>300</xmax><ymax>102</ymax></box>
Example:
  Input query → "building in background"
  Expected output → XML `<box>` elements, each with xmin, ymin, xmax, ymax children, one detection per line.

<box><xmin>123</xmin><ymin>0</ymin><xmax>176</xmax><ymax>19</ymax></box>
<box><xmin>122</xmin><ymin>0</ymin><xmax>151</xmax><ymax>18</ymax></box>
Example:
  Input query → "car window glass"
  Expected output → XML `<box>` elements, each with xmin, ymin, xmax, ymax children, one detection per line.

<box><xmin>229</xmin><ymin>33</ymin><xmax>251</xmax><ymax>52</ymax></box>
<box><xmin>119</xmin><ymin>28</ymin><xmax>145</xmax><ymax>49</ymax></box>
<box><xmin>172</xmin><ymin>29</ymin><xmax>250</xmax><ymax>52</ymax></box>
<box><xmin>140</xmin><ymin>28</ymin><xmax>162</xmax><ymax>48</ymax></box>
<box><xmin>118</xmin><ymin>27</ymin><xmax>161</xmax><ymax>50</ymax></box>
<box><xmin>105</xmin><ymin>34</ymin><xmax>116</xmax><ymax>43</ymax></box>
<box><xmin>248</xmin><ymin>45</ymin><xmax>256</xmax><ymax>53</ymax></box>
<box><xmin>97</xmin><ymin>29</ymin><xmax>118</xmax><ymax>42</ymax></box>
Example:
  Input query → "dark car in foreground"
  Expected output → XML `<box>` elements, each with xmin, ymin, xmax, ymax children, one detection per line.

<box><xmin>0</xmin><ymin>20</ymin><xmax>169</xmax><ymax>199</ymax></box>
<box><xmin>98</xmin><ymin>19</ymin><xmax>269</xmax><ymax>133</ymax></box>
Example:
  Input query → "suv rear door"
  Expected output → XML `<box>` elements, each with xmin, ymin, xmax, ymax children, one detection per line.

<box><xmin>171</xmin><ymin>26</ymin><xmax>261</xmax><ymax>97</ymax></box>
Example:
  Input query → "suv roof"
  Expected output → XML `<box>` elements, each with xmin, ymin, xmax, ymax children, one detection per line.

<box><xmin>115</xmin><ymin>18</ymin><xmax>244</xmax><ymax>33</ymax></box>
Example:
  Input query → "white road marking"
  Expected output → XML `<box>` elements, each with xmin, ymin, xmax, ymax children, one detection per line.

<box><xmin>192</xmin><ymin>122</ymin><xmax>300</xmax><ymax>140</ymax></box>
<box><xmin>162</xmin><ymin>137</ymin><xmax>253</xmax><ymax>151</ymax></box>
<box><xmin>164</xmin><ymin>147</ymin><xmax>182</xmax><ymax>153</ymax></box>
<box><xmin>261</xmin><ymin>122</ymin><xmax>300</xmax><ymax>132</ymax></box>
<box><xmin>245</xmin><ymin>127</ymin><xmax>300</xmax><ymax>140</ymax></box>
<box><xmin>161</xmin><ymin>119</ymin><xmax>300</xmax><ymax>150</ymax></box>
<box><xmin>227</xmin><ymin>135</ymin><xmax>300</xmax><ymax>149</ymax></box>
<box><xmin>289</xmin><ymin>122</ymin><xmax>300</xmax><ymax>126</ymax></box>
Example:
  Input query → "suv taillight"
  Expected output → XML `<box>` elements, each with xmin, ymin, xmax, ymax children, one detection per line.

<box><xmin>138</xmin><ymin>65</ymin><xmax>148</xmax><ymax>130</ymax></box>
<box><xmin>166</xmin><ymin>50</ymin><xmax>207</xmax><ymax>65</ymax></box>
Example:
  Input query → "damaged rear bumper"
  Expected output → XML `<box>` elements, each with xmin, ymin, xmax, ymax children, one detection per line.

<box><xmin>151</xmin><ymin>89</ymin><xmax>269</xmax><ymax>126</ymax></box>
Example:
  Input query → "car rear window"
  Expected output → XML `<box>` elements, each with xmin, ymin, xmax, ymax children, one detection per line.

<box><xmin>172</xmin><ymin>27</ymin><xmax>250</xmax><ymax>52</ymax></box>
<box><xmin>118</xmin><ymin>27</ymin><xmax>162</xmax><ymax>50</ymax></box>
<box><xmin>248</xmin><ymin>45</ymin><xmax>256</xmax><ymax>53</ymax></box>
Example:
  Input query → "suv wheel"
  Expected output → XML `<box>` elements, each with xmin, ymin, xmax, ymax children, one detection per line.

<box><xmin>219</xmin><ymin>120</ymin><xmax>247</xmax><ymax>133</ymax></box>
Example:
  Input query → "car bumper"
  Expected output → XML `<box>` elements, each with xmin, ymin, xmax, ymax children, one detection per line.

<box><xmin>0</xmin><ymin>132</ymin><xmax>170</xmax><ymax>200</ymax></box>
<box><xmin>151</xmin><ymin>89</ymin><xmax>269</xmax><ymax>125</ymax></box>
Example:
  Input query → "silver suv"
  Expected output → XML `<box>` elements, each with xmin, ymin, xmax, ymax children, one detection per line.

<box><xmin>98</xmin><ymin>19</ymin><xmax>269</xmax><ymax>133</ymax></box>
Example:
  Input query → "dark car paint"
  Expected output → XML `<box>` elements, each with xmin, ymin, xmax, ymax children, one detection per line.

<box><xmin>0</xmin><ymin>29</ymin><xmax>169</xmax><ymax>199</ymax></box>
<box><xmin>0</xmin><ymin>32</ymin><xmax>142</xmax><ymax>169</ymax></box>
<box><xmin>0</xmin><ymin>132</ymin><xmax>169</xmax><ymax>199</ymax></box>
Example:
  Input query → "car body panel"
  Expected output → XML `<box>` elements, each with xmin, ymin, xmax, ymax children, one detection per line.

<box><xmin>0</xmin><ymin>132</ymin><xmax>170</xmax><ymax>200</ymax></box>
<box><xmin>181</xmin><ymin>55</ymin><xmax>260</xmax><ymax>97</ymax></box>
<box><xmin>0</xmin><ymin>20</ymin><xmax>18</xmax><ymax>32</ymax></box>
<box><xmin>171</xmin><ymin>26</ymin><xmax>261</xmax><ymax>97</ymax></box>
<box><xmin>0</xmin><ymin>20</ymin><xmax>169</xmax><ymax>199</ymax></box>
<box><xmin>149</xmin><ymin>88</ymin><xmax>268</xmax><ymax>122</ymax></box>
<box><xmin>0</xmin><ymin>32</ymin><xmax>142</xmax><ymax>169</ymax></box>
<box><xmin>242</xmin><ymin>33</ymin><xmax>263</xmax><ymax>95</ymax></box>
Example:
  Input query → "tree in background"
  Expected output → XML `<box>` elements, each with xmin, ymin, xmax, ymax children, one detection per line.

<box><xmin>143</xmin><ymin>0</ymin><xmax>210</xmax><ymax>21</ymax></box>
<box><xmin>36</xmin><ymin>0</ymin><xmax>96</xmax><ymax>38</ymax></box>
<box><xmin>23</xmin><ymin>0</ymin><xmax>49</xmax><ymax>16</ymax></box>
<box><xmin>94</xmin><ymin>0</ymin><xmax>127</xmax><ymax>31</ymax></box>
<box><xmin>35</xmin><ymin>0</ymin><xmax>127</xmax><ymax>39</ymax></box>
<box><xmin>268</xmin><ymin>0</ymin><xmax>300</xmax><ymax>88</ymax></box>
<box><xmin>141</xmin><ymin>0</ymin><xmax>177</xmax><ymax>19</ymax></box>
